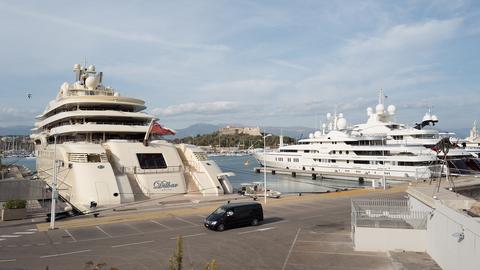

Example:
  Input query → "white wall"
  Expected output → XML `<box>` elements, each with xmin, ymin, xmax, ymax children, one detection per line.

<box><xmin>426</xmin><ymin>202</ymin><xmax>480</xmax><ymax>270</ymax></box>
<box><xmin>354</xmin><ymin>227</ymin><xmax>427</xmax><ymax>252</ymax></box>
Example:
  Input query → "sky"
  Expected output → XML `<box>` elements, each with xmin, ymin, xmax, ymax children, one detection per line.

<box><xmin>0</xmin><ymin>0</ymin><xmax>479</xmax><ymax>133</ymax></box>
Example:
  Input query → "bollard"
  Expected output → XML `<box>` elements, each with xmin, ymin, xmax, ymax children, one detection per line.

<box><xmin>358</xmin><ymin>177</ymin><xmax>365</xmax><ymax>184</ymax></box>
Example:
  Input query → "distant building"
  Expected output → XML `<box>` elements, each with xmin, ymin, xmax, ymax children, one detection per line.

<box><xmin>219</xmin><ymin>125</ymin><xmax>262</xmax><ymax>136</ymax></box>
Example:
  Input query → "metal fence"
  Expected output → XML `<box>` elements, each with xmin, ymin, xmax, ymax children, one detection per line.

<box><xmin>351</xmin><ymin>198</ymin><xmax>430</xmax><ymax>230</ymax></box>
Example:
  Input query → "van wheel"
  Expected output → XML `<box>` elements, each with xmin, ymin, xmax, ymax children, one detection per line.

<box><xmin>217</xmin><ymin>224</ymin><xmax>225</xmax><ymax>231</ymax></box>
<box><xmin>251</xmin><ymin>219</ymin><xmax>259</xmax><ymax>226</ymax></box>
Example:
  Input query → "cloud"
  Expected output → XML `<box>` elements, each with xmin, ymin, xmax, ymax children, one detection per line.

<box><xmin>343</xmin><ymin>18</ymin><xmax>463</xmax><ymax>55</ymax></box>
<box><xmin>200</xmin><ymin>79</ymin><xmax>290</xmax><ymax>94</ymax></box>
<box><xmin>270</xmin><ymin>59</ymin><xmax>309</xmax><ymax>71</ymax></box>
<box><xmin>0</xmin><ymin>2</ymin><xmax>230</xmax><ymax>52</ymax></box>
<box><xmin>152</xmin><ymin>101</ymin><xmax>240</xmax><ymax>117</ymax></box>
<box><xmin>0</xmin><ymin>107</ymin><xmax>38</xmax><ymax>126</ymax></box>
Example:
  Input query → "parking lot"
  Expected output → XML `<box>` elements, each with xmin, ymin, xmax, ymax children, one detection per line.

<box><xmin>0</xmin><ymin>190</ymin><xmax>438</xmax><ymax>270</ymax></box>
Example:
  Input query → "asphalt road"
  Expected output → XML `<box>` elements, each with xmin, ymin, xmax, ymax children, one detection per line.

<box><xmin>0</xmin><ymin>191</ymin><xmax>436</xmax><ymax>270</ymax></box>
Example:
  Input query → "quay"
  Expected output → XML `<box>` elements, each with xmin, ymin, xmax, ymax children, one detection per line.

<box><xmin>254</xmin><ymin>166</ymin><xmax>428</xmax><ymax>183</ymax></box>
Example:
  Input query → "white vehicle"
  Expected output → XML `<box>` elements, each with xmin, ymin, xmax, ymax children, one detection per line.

<box><xmin>31</xmin><ymin>64</ymin><xmax>233</xmax><ymax>213</ymax></box>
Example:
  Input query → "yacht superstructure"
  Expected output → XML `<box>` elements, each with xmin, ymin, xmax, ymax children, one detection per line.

<box><xmin>351</xmin><ymin>92</ymin><xmax>480</xmax><ymax>174</ymax></box>
<box><xmin>463</xmin><ymin>121</ymin><xmax>480</xmax><ymax>158</ymax></box>
<box><xmin>31</xmin><ymin>64</ymin><xmax>232</xmax><ymax>213</ymax></box>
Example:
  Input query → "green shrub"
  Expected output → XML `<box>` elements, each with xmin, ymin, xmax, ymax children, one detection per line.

<box><xmin>3</xmin><ymin>199</ymin><xmax>27</xmax><ymax>209</ymax></box>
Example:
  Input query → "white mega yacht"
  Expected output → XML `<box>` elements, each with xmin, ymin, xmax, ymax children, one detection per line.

<box><xmin>254</xmin><ymin>111</ymin><xmax>441</xmax><ymax>182</ymax></box>
<box><xmin>31</xmin><ymin>64</ymin><xmax>233</xmax><ymax>213</ymax></box>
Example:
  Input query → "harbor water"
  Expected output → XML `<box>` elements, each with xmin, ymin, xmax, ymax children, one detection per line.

<box><xmin>211</xmin><ymin>155</ymin><xmax>366</xmax><ymax>193</ymax></box>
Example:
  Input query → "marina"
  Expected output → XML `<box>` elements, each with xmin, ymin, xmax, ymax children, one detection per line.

<box><xmin>1</xmin><ymin>1</ymin><xmax>480</xmax><ymax>269</ymax></box>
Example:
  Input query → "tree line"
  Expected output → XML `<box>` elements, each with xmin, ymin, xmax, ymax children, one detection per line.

<box><xmin>170</xmin><ymin>131</ymin><xmax>295</xmax><ymax>148</ymax></box>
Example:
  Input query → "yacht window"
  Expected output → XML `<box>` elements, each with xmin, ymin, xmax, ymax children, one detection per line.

<box><xmin>137</xmin><ymin>153</ymin><xmax>168</xmax><ymax>169</ymax></box>
<box><xmin>87</xmin><ymin>154</ymin><xmax>101</xmax><ymax>163</ymax></box>
<box><xmin>339</xmin><ymin>151</ymin><xmax>342</xmax><ymax>154</ymax></box>
<box><xmin>346</xmin><ymin>151</ymin><xmax>349</xmax><ymax>154</ymax></box>
<box><xmin>353</xmin><ymin>160</ymin><xmax>369</xmax><ymax>164</ymax></box>
<box><xmin>332</xmin><ymin>150</ymin><xmax>336</xmax><ymax>154</ymax></box>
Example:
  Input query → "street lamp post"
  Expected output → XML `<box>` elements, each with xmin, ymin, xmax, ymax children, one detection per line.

<box><xmin>49</xmin><ymin>134</ymin><xmax>58</xmax><ymax>230</ymax></box>
<box><xmin>263</xmin><ymin>134</ymin><xmax>272</xmax><ymax>204</ymax></box>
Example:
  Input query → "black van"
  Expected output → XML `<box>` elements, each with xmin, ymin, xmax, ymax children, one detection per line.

<box><xmin>204</xmin><ymin>202</ymin><xmax>263</xmax><ymax>231</ymax></box>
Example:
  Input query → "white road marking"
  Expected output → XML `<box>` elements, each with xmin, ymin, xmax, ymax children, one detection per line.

<box><xmin>150</xmin><ymin>220</ymin><xmax>172</xmax><ymax>230</ymax></box>
<box><xmin>13</xmin><ymin>231</ymin><xmax>36</xmax><ymax>235</ymax></box>
<box><xmin>37</xmin><ymin>243</ymin><xmax>46</xmax><ymax>246</ymax></box>
<box><xmin>292</xmin><ymin>250</ymin><xmax>386</xmax><ymax>257</ymax></box>
<box><xmin>282</xmin><ymin>227</ymin><xmax>301</xmax><ymax>270</ymax></box>
<box><xmin>112</xmin><ymin>240</ymin><xmax>155</xmax><ymax>248</ymax></box>
<box><xmin>0</xmin><ymin>239</ymin><xmax>5</xmax><ymax>241</ymax></box>
<box><xmin>238</xmin><ymin>227</ymin><xmax>276</xmax><ymax>235</ymax></box>
<box><xmin>0</xmin><ymin>259</ymin><xmax>16</xmax><ymax>263</ymax></box>
<box><xmin>96</xmin><ymin>226</ymin><xmax>112</xmax><ymax>238</ymax></box>
<box><xmin>40</xmin><ymin>249</ymin><xmax>91</xmax><ymax>258</ymax></box>
<box><xmin>169</xmin><ymin>233</ymin><xmax>206</xmax><ymax>239</ymax></box>
<box><xmin>27</xmin><ymin>228</ymin><xmax>38</xmax><ymax>231</ymax></box>
<box><xmin>175</xmin><ymin>216</ymin><xmax>199</xmax><ymax>226</ymax></box>
<box><xmin>22</xmin><ymin>244</ymin><xmax>32</xmax><ymax>247</ymax></box>
<box><xmin>0</xmin><ymin>235</ymin><xmax>21</xmax><ymax>238</ymax></box>
<box><xmin>65</xmin><ymin>229</ymin><xmax>77</xmax><ymax>242</ymax></box>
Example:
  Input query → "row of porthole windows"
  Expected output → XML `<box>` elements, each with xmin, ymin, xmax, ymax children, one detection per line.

<box><xmin>331</xmin><ymin>150</ymin><xmax>349</xmax><ymax>154</ymax></box>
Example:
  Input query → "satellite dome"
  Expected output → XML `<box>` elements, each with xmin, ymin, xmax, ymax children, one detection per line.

<box><xmin>367</xmin><ymin>107</ymin><xmax>373</xmax><ymax>116</ymax></box>
<box><xmin>85</xmin><ymin>76</ymin><xmax>99</xmax><ymax>90</ymax></box>
<box><xmin>87</xmin><ymin>65</ymin><xmax>96</xmax><ymax>72</ymax></box>
<box><xmin>431</xmin><ymin>114</ymin><xmax>438</xmax><ymax>122</ymax></box>
<box><xmin>387</xmin><ymin>105</ymin><xmax>396</xmax><ymax>114</ymax></box>
<box><xmin>326</xmin><ymin>113</ymin><xmax>332</xmax><ymax>120</ymax></box>
<box><xmin>314</xmin><ymin>131</ymin><xmax>322</xmax><ymax>138</ymax></box>
<box><xmin>376</xmin><ymin>104</ymin><xmax>385</xmax><ymax>114</ymax></box>
<box><xmin>73</xmin><ymin>64</ymin><xmax>81</xmax><ymax>70</ymax></box>
<box><xmin>423</xmin><ymin>112</ymin><xmax>432</xmax><ymax>122</ymax></box>
<box><xmin>322</xmin><ymin>123</ymin><xmax>326</xmax><ymax>128</ymax></box>
<box><xmin>337</xmin><ymin>118</ymin><xmax>347</xmax><ymax>130</ymax></box>
<box><xmin>309</xmin><ymin>133</ymin><xmax>314</xmax><ymax>139</ymax></box>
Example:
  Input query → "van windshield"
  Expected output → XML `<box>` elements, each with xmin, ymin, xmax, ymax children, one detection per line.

<box><xmin>213</xmin><ymin>207</ymin><xmax>226</xmax><ymax>215</ymax></box>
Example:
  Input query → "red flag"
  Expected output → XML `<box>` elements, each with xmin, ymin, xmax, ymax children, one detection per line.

<box><xmin>151</xmin><ymin>122</ymin><xmax>176</xmax><ymax>136</ymax></box>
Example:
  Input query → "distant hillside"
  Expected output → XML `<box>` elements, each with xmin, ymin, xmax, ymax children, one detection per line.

<box><xmin>0</xmin><ymin>126</ymin><xmax>32</xmax><ymax>136</ymax></box>
<box><xmin>171</xmin><ymin>123</ymin><xmax>316</xmax><ymax>139</ymax></box>
<box><xmin>171</xmin><ymin>123</ymin><xmax>221</xmax><ymax>139</ymax></box>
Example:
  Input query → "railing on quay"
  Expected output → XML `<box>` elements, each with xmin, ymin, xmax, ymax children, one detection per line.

<box><xmin>351</xmin><ymin>198</ymin><xmax>430</xmax><ymax>230</ymax></box>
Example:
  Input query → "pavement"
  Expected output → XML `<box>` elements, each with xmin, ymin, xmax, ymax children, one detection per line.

<box><xmin>0</xmin><ymin>185</ymin><xmax>441</xmax><ymax>270</ymax></box>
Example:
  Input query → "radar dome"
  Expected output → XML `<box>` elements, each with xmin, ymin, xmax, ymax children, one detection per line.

<box><xmin>422</xmin><ymin>112</ymin><xmax>432</xmax><ymax>122</ymax></box>
<box><xmin>87</xmin><ymin>65</ymin><xmax>96</xmax><ymax>72</ymax></box>
<box><xmin>376</xmin><ymin>104</ymin><xmax>384</xmax><ymax>114</ymax></box>
<box><xmin>337</xmin><ymin>118</ymin><xmax>347</xmax><ymax>130</ymax></box>
<box><xmin>367</xmin><ymin>107</ymin><xmax>373</xmax><ymax>116</ymax></box>
<box><xmin>309</xmin><ymin>133</ymin><xmax>314</xmax><ymax>139</ymax></box>
<box><xmin>314</xmin><ymin>131</ymin><xmax>322</xmax><ymax>138</ymax></box>
<box><xmin>326</xmin><ymin>113</ymin><xmax>332</xmax><ymax>120</ymax></box>
<box><xmin>431</xmin><ymin>114</ymin><xmax>438</xmax><ymax>121</ymax></box>
<box><xmin>73</xmin><ymin>64</ymin><xmax>81</xmax><ymax>70</ymax></box>
<box><xmin>85</xmin><ymin>76</ymin><xmax>99</xmax><ymax>90</ymax></box>
<box><xmin>338</xmin><ymin>113</ymin><xmax>344</xmax><ymax>118</ymax></box>
<box><xmin>322</xmin><ymin>123</ymin><xmax>326</xmax><ymax>128</ymax></box>
<box><xmin>387</xmin><ymin>105</ymin><xmax>396</xmax><ymax>114</ymax></box>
